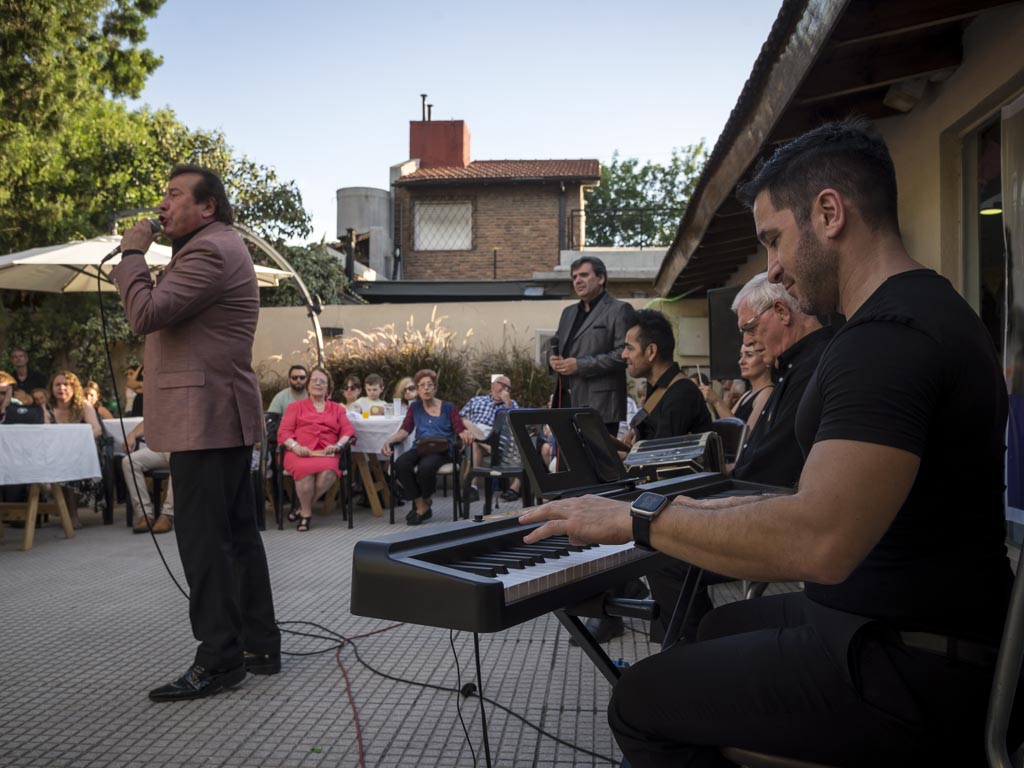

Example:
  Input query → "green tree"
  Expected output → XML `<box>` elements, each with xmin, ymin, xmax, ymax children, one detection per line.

<box><xmin>0</xmin><ymin>0</ymin><xmax>314</xmax><ymax>382</ymax></box>
<box><xmin>258</xmin><ymin>243</ymin><xmax>354</xmax><ymax>308</ymax></box>
<box><xmin>584</xmin><ymin>143</ymin><xmax>707</xmax><ymax>247</ymax></box>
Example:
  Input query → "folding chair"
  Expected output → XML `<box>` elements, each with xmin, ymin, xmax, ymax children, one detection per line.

<box><xmin>389</xmin><ymin>440</ymin><xmax>464</xmax><ymax>523</ymax></box>
<box><xmin>468</xmin><ymin>410</ymin><xmax>532</xmax><ymax>517</ymax></box>
<box><xmin>274</xmin><ymin>442</ymin><xmax>353</xmax><ymax>530</ymax></box>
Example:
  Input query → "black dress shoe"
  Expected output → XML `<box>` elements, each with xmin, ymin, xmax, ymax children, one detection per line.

<box><xmin>148</xmin><ymin>663</ymin><xmax>246</xmax><ymax>702</ymax></box>
<box><xmin>243</xmin><ymin>651</ymin><xmax>281</xmax><ymax>676</ymax></box>
<box><xmin>568</xmin><ymin>617</ymin><xmax>625</xmax><ymax>646</ymax></box>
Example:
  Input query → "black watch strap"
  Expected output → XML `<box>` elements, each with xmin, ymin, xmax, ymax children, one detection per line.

<box><xmin>633</xmin><ymin>514</ymin><xmax>654</xmax><ymax>550</ymax></box>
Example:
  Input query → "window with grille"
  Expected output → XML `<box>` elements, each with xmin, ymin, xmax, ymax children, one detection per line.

<box><xmin>414</xmin><ymin>201</ymin><xmax>472</xmax><ymax>251</ymax></box>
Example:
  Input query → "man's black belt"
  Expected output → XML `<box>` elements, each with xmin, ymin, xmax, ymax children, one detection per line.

<box><xmin>898</xmin><ymin>631</ymin><xmax>998</xmax><ymax>666</ymax></box>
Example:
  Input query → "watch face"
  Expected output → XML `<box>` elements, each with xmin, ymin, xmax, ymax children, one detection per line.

<box><xmin>633</xmin><ymin>492</ymin><xmax>667</xmax><ymax>515</ymax></box>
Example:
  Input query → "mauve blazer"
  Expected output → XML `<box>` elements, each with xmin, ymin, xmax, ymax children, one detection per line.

<box><xmin>112</xmin><ymin>221</ymin><xmax>264</xmax><ymax>453</ymax></box>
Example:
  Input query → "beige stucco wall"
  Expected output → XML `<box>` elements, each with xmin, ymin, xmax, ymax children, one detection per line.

<box><xmin>253</xmin><ymin>296</ymin><xmax>713</xmax><ymax>378</ymax></box>
<box><xmin>875</xmin><ymin>4</ymin><xmax>1024</xmax><ymax>285</ymax></box>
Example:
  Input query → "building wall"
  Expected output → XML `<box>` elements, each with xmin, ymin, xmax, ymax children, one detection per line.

<box><xmin>394</xmin><ymin>182</ymin><xmax>586</xmax><ymax>280</ymax></box>
<box><xmin>875</xmin><ymin>4</ymin><xmax>1024</xmax><ymax>286</ymax></box>
<box><xmin>253</xmin><ymin>296</ymin><xmax>711</xmax><ymax>378</ymax></box>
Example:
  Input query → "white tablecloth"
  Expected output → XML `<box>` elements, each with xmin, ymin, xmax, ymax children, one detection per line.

<box><xmin>102</xmin><ymin>417</ymin><xmax>144</xmax><ymax>442</ymax></box>
<box><xmin>351</xmin><ymin>415</ymin><xmax>407</xmax><ymax>455</ymax></box>
<box><xmin>0</xmin><ymin>424</ymin><xmax>102</xmax><ymax>485</ymax></box>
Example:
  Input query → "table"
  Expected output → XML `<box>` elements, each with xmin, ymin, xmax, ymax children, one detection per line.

<box><xmin>0</xmin><ymin>424</ymin><xmax>101</xmax><ymax>549</ymax></box>
<box><xmin>350</xmin><ymin>415</ymin><xmax>407</xmax><ymax>517</ymax></box>
<box><xmin>102</xmin><ymin>417</ymin><xmax>144</xmax><ymax>448</ymax></box>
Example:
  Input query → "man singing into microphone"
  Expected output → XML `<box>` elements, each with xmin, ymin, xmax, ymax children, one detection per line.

<box><xmin>113</xmin><ymin>164</ymin><xmax>280</xmax><ymax>701</ymax></box>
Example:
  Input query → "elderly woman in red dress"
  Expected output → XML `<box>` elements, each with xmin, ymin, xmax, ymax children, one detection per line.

<box><xmin>277</xmin><ymin>367</ymin><xmax>355</xmax><ymax>531</ymax></box>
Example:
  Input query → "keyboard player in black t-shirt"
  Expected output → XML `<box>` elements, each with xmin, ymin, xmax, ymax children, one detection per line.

<box><xmin>519</xmin><ymin>119</ymin><xmax>1019</xmax><ymax>767</ymax></box>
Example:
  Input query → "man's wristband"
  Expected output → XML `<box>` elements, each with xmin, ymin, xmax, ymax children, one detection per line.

<box><xmin>121</xmin><ymin>249</ymin><xmax>145</xmax><ymax>258</ymax></box>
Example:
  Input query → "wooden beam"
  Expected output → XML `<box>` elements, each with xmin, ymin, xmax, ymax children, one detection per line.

<box><xmin>829</xmin><ymin>0</ymin><xmax>1015</xmax><ymax>46</ymax></box>
<box><xmin>701</xmin><ymin>228</ymin><xmax>757</xmax><ymax>249</ymax></box>
<box><xmin>796</xmin><ymin>24</ymin><xmax>962</xmax><ymax>104</ymax></box>
<box><xmin>768</xmin><ymin>87</ymin><xmax>900</xmax><ymax>141</ymax></box>
<box><xmin>679</xmin><ymin>254</ymin><xmax>753</xmax><ymax>280</ymax></box>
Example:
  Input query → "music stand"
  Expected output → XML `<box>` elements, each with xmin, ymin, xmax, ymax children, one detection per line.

<box><xmin>507</xmin><ymin>408</ymin><xmax>633</xmax><ymax>500</ymax></box>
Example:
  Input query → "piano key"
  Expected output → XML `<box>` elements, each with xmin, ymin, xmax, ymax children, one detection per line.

<box><xmin>450</xmin><ymin>562</ymin><xmax>504</xmax><ymax>577</ymax></box>
<box><xmin>467</xmin><ymin>556</ymin><xmax>528</xmax><ymax>569</ymax></box>
<box><xmin>496</xmin><ymin>542</ymin><xmax>643</xmax><ymax>604</ymax></box>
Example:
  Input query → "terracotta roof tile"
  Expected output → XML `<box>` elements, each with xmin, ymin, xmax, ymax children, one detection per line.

<box><xmin>395</xmin><ymin>159</ymin><xmax>601</xmax><ymax>184</ymax></box>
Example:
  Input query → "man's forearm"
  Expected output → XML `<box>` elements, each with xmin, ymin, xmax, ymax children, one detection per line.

<box><xmin>650</xmin><ymin>493</ymin><xmax>826</xmax><ymax>584</ymax></box>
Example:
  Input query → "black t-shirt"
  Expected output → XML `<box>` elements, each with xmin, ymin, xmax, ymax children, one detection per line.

<box><xmin>732</xmin><ymin>326</ymin><xmax>833</xmax><ymax>488</ymax></box>
<box><xmin>15</xmin><ymin>369</ymin><xmax>47</xmax><ymax>392</ymax></box>
<box><xmin>635</xmin><ymin>363</ymin><xmax>713</xmax><ymax>441</ymax></box>
<box><xmin>797</xmin><ymin>270</ymin><xmax>1012</xmax><ymax>644</ymax></box>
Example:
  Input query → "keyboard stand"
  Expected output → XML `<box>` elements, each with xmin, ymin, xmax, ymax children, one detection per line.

<box><xmin>554</xmin><ymin>609</ymin><xmax>622</xmax><ymax>685</ymax></box>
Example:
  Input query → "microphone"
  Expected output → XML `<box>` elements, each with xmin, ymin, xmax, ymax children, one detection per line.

<box><xmin>101</xmin><ymin>219</ymin><xmax>161</xmax><ymax>265</ymax></box>
<box><xmin>550</xmin><ymin>337</ymin><xmax>559</xmax><ymax>356</ymax></box>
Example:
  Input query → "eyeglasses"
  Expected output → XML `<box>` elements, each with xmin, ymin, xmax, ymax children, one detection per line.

<box><xmin>289</xmin><ymin>375</ymin><xmax>307</xmax><ymax>381</ymax></box>
<box><xmin>739</xmin><ymin>304</ymin><xmax>774</xmax><ymax>335</ymax></box>
<box><xmin>343</xmin><ymin>384</ymin><xmax>360</xmax><ymax>390</ymax></box>
<box><xmin>405</xmin><ymin>385</ymin><xmax>417</xmax><ymax>392</ymax></box>
<box><xmin>309</xmin><ymin>378</ymin><xmax>329</xmax><ymax>386</ymax></box>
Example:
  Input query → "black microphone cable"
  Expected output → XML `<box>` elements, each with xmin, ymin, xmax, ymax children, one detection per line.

<box><xmin>95</xmin><ymin>242</ymin><xmax>191</xmax><ymax>600</ymax></box>
<box><xmin>95</xmin><ymin>246</ymin><xmax>613</xmax><ymax>766</ymax></box>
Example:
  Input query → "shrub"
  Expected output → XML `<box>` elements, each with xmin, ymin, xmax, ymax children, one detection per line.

<box><xmin>311</xmin><ymin>310</ymin><xmax>554</xmax><ymax>410</ymax></box>
<box><xmin>473</xmin><ymin>338</ymin><xmax>552</xmax><ymax>408</ymax></box>
<box><xmin>321</xmin><ymin>308</ymin><xmax>476</xmax><ymax>405</ymax></box>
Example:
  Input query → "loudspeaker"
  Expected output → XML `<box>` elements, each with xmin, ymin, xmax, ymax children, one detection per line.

<box><xmin>707</xmin><ymin>285</ymin><xmax>743</xmax><ymax>381</ymax></box>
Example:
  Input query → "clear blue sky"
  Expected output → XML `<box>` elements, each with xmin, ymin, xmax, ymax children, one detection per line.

<box><xmin>133</xmin><ymin>0</ymin><xmax>784</xmax><ymax>244</ymax></box>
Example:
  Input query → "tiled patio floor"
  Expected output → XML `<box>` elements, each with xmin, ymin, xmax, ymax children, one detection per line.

<box><xmin>0</xmin><ymin>495</ymin><xmax>797</xmax><ymax>768</ymax></box>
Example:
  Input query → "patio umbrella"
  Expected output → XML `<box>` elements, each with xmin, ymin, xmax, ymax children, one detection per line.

<box><xmin>0</xmin><ymin>235</ymin><xmax>292</xmax><ymax>293</ymax></box>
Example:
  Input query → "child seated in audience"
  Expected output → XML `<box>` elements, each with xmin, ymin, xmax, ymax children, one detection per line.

<box><xmin>352</xmin><ymin>373</ymin><xmax>388</xmax><ymax>415</ymax></box>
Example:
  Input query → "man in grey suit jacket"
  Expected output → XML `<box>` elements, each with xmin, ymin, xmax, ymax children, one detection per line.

<box><xmin>115</xmin><ymin>165</ymin><xmax>280</xmax><ymax>702</ymax></box>
<box><xmin>549</xmin><ymin>256</ymin><xmax>634</xmax><ymax>433</ymax></box>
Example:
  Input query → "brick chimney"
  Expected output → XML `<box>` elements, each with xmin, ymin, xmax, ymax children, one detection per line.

<box><xmin>409</xmin><ymin>120</ymin><xmax>470</xmax><ymax>169</ymax></box>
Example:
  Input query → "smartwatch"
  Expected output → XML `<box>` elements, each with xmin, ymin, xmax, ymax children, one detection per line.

<box><xmin>630</xmin><ymin>492</ymin><xmax>670</xmax><ymax>551</ymax></box>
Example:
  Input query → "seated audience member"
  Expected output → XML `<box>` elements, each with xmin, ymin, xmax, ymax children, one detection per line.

<box><xmin>617</xmin><ymin>384</ymin><xmax>641</xmax><ymax>442</ymax></box>
<box><xmin>267</xmin><ymin>364</ymin><xmax>309</xmax><ymax>415</ymax></box>
<box><xmin>125</xmin><ymin>365</ymin><xmax>144</xmax><ymax>416</ymax></box>
<box><xmin>0</xmin><ymin>372</ymin><xmax>30</xmax><ymax>502</ymax></box>
<box><xmin>701</xmin><ymin>344</ymin><xmax>775</xmax><ymax>432</ymax></box>
<box><xmin>1</xmin><ymin>372</ymin><xmax>49</xmax><ymax>424</ymax></box>
<box><xmin>393</xmin><ymin>376</ymin><xmax>417</xmax><ymax>410</ymax></box>
<box><xmin>31</xmin><ymin>388</ymin><xmax>48</xmax><ymax>408</ymax></box>
<box><xmin>381</xmin><ymin>369</ymin><xmax>473</xmax><ymax>525</ymax></box>
<box><xmin>48</xmin><ymin>371</ymin><xmax>105</xmax><ymax>527</ymax></box>
<box><xmin>340</xmin><ymin>374</ymin><xmax>362</xmax><ymax>412</ymax></box>
<box><xmin>459</xmin><ymin>374</ymin><xmax>519</xmax><ymax>501</ymax></box>
<box><xmin>10</xmin><ymin>347</ymin><xmax>47</xmax><ymax>392</ymax></box>
<box><xmin>0</xmin><ymin>371</ymin><xmax>17</xmax><ymax>420</ymax></box>
<box><xmin>121</xmin><ymin>420</ymin><xmax>174</xmax><ymax>534</ymax></box>
<box><xmin>523</xmin><ymin>121</ymin><xmax>1017</xmax><ymax>766</ymax></box>
<box><xmin>353</xmin><ymin>373</ymin><xmax>388</xmax><ymax>415</ymax></box>
<box><xmin>84</xmin><ymin>380</ymin><xmax>114</xmax><ymax>419</ymax></box>
<box><xmin>277</xmin><ymin>367</ymin><xmax>355</xmax><ymax>532</ymax></box>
